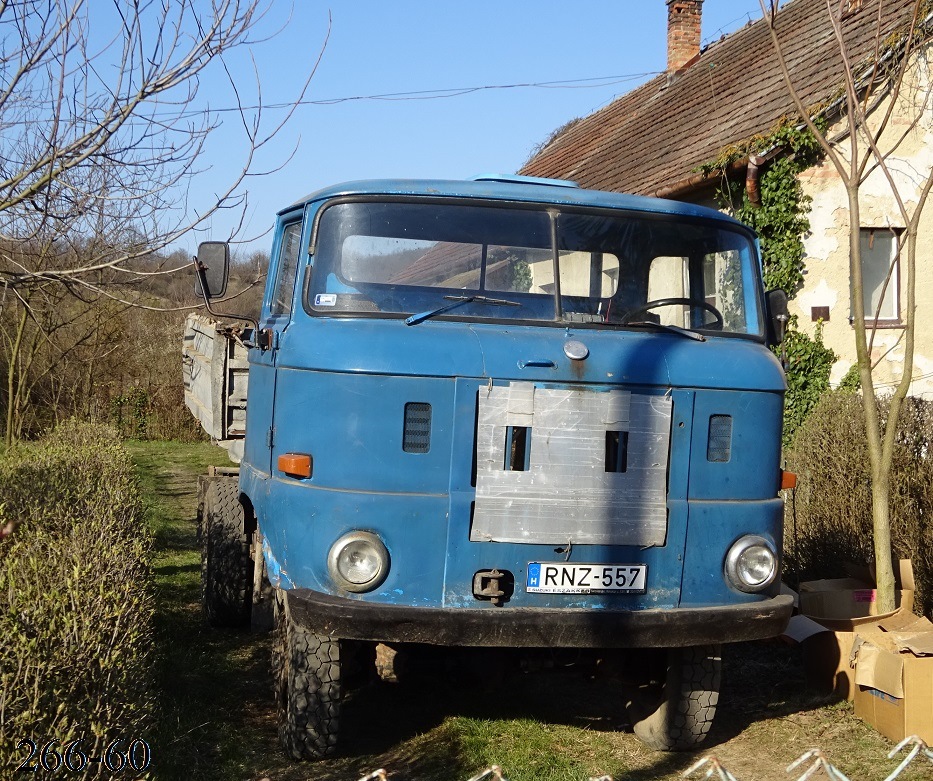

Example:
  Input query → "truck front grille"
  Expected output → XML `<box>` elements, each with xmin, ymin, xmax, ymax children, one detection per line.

<box><xmin>470</xmin><ymin>383</ymin><xmax>671</xmax><ymax>547</ymax></box>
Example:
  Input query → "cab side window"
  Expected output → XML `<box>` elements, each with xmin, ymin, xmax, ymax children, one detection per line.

<box><xmin>270</xmin><ymin>222</ymin><xmax>302</xmax><ymax>317</ymax></box>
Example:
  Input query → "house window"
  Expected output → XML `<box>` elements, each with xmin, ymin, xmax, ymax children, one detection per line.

<box><xmin>855</xmin><ymin>228</ymin><xmax>900</xmax><ymax>324</ymax></box>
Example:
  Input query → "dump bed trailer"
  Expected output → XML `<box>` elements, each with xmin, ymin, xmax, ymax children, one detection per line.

<box><xmin>182</xmin><ymin>313</ymin><xmax>248</xmax><ymax>464</ymax></box>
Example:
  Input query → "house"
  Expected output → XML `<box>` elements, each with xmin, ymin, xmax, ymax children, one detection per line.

<box><xmin>522</xmin><ymin>0</ymin><xmax>933</xmax><ymax>396</ymax></box>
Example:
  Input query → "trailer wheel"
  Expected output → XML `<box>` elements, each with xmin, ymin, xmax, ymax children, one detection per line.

<box><xmin>273</xmin><ymin>590</ymin><xmax>342</xmax><ymax>760</ymax></box>
<box><xmin>200</xmin><ymin>479</ymin><xmax>252</xmax><ymax>627</ymax></box>
<box><xmin>630</xmin><ymin>644</ymin><xmax>721</xmax><ymax>751</ymax></box>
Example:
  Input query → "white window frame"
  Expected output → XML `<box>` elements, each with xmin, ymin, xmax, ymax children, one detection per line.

<box><xmin>855</xmin><ymin>227</ymin><xmax>901</xmax><ymax>326</ymax></box>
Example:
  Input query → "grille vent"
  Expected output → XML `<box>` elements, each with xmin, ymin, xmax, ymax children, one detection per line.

<box><xmin>403</xmin><ymin>402</ymin><xmax>432</xmax><ymax>453</ymax></box>
<box><xmin>707</xmin><ymin>415</ymin><xmax>733</xmax><ymax>462</ymax></box>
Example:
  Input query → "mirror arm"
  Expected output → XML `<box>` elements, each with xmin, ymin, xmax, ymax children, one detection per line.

<box><xmin>192</xmin><ymin>256</ymin><xmax>268</xmax><ymax>351</ymax></box>
<box><xmin>777</xmin><ymin>312</ymin><xmax>789</xmax><ymax>369</ymax></box>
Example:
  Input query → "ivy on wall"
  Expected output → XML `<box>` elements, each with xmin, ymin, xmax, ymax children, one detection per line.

<box><xmin>704</xmin><ymin>120</ymin><xmax>836</xmax><ymax>444</ymax></box>
<box><xmin>707</xmin><ymin>121</ymin><xmax>826</xmax><ymax>297</ymax></box>
<box><xmin>782</xmin><ymin>321</ymin><xmax>837</xmax><ymax>445</ymax></box>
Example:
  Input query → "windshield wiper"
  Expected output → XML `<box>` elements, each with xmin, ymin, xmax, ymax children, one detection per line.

<box><xmin>623</xmin><ymin>320</ymin><xmax>707</xmax><ymax>342</ymax></box>
<box><xmin>405</xmin><ymin>294</ymin><xmax>520</xmax><ymax>326</ymax></box>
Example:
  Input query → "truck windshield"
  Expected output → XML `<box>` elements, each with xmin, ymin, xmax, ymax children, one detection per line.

<box><xmin>308</xmin><ymin>200</ymin><xmax>763</xmax><ymax>337</ymax></box>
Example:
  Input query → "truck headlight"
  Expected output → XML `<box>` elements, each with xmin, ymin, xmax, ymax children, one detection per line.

<box><xmin>327</xmin><ymin>531</ymin><xmax>389</xmax><ymax>593</ymax></box>
<box><xmin>725</xmin><ymin>535</ymin><xmax>777</xmax><ymax>593</ymax></box>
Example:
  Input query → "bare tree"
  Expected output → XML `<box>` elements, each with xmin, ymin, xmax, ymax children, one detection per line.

<box><xmin>0</xmin><ymin>0</ymin><xmax>323</xmax><ymax>444</ymax></box>
<box><xmin>760</xmin><ymin>0</ymin><xmax>932</xmax><ymax>611</ymax></box>
<box><xmin>0</xmin><ymin>0</ymin><xmax>322</xmax><ymax>300</ymax></box>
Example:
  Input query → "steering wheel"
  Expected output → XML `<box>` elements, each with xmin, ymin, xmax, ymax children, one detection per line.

<box><xmin>620</xmin><ymin>297</ymin><xmax>724</xmax><ymax>330</ymax></box>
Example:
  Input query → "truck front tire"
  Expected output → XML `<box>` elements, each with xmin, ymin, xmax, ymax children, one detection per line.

<box><xmin>630</xmin><ymin>644</ymin><xmax>721</xmax><ymax>751</ymax></box>
<box><xmin>200</xmin><ymin>479</ymin><xmax>253</xmax><ymax>627</ymax></box>
<box><xmin>273</xmin><ymin>590</ymin><xmax>342</xmax><ymax>760</ymax></box>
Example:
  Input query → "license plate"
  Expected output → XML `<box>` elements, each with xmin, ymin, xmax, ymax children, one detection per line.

<box><xmin>525</xmin><ymin>562</ymin><xmax>647</xmax><ymax>594</ymax></box>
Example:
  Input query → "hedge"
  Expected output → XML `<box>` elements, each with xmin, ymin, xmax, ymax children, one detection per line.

<box><xmin>785</xmin><ymin>391</ymin><xmax>933</xmax><ymax>617</ymax></box>
<box><xmin>0</xmin><ymin>421</ymin><xmax>154</xmax><ymax>769</ymax></box>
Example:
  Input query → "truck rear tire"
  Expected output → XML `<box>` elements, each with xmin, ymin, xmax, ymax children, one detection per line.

<box><xmin>200</xmin><ymin>480</ymin><xmax>253</xmax><ymax>628</ymax></box>
<box><xmin>273</xmin><ymin>590</ymin><xmax>342</xmax><ymax>760</ymax></box>
<box><xmin>630</xmin><ymin>644</ymin><xmax>721</xmax><ymax>751</ymax></box>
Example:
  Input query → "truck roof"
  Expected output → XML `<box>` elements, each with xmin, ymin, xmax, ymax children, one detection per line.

<box><xmin>279</xmin><ymin>176</ymin><xmax>749</xmax><ymax>229</ymax></box>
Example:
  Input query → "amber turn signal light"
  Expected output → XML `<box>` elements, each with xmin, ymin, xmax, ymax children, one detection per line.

<box><xmin>781</xmin><ymin>470</ymin><xmax>798</xmax><ymax>490</ymax></box>
<box><xmin>278</xmin><ymin>453</ymin><xmax>312</xmax><ymax>479</ymax></box>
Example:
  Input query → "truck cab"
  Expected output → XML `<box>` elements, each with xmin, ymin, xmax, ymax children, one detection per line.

<box><xmin>189</xmin><ymin>175</ymin><xmax>793</xmax><ymax>759</ymax></box>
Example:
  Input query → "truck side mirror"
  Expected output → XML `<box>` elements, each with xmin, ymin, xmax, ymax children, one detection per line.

<box><xmin>194</xmin><ymin>241</ymin><xmax>230</xmax><ymax>300</ymax></box>
<box><xmin>765</xmin><ymin>288</ymin><xmax>789</xmax><ymax>347</ymax></box>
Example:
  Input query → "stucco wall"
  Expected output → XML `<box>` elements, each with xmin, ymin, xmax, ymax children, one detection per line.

<box><xmin>792</xmin><ymin>52</ymin><xmax>933</xmax><ymax>398</ymax></box>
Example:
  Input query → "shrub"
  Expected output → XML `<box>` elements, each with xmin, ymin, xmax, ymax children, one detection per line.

<box><xmin>0</xmin><ymin>421</ymin><xmax>154</xmax><ymax>767</ymax></box>
<box><xmin>785</xmin><ymin>392</ymin><xmax>933</xmax><ymax>617</ymax></box>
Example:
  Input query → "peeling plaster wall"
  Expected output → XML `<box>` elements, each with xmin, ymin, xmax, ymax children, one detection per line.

<box><xmin>793</xmin><ymin>51</ymin><xmax>933</xmax><ymax>398</ymax></box>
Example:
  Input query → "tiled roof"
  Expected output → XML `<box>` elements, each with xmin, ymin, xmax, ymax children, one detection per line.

<box><xmin>521</xmin><ymin>0</ymin><xmax>920</xmax><ymax>197</ymax></box>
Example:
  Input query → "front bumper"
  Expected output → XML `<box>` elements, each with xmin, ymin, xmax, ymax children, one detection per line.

<box><xmin>286</xmin><ymin>590</ymin><xmax>794</xmax><ymax>648</ymax></box>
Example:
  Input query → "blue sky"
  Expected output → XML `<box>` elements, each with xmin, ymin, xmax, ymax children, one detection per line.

<box><xmin>184</xmin><ymin>1</ymin><xmax>778</xmax><ymax>255</ymax></box>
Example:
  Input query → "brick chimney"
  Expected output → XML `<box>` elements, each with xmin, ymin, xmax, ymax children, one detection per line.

<box><xmin>667</xmin><ymin>0</ymin><xmax>703</xmax><ymax>72</ymax></box>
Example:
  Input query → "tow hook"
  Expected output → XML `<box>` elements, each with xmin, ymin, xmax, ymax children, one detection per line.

<box><xmin>472</xmin><ymin>569</ymin><xmax>514</xmax><ymax>605</ymax></box>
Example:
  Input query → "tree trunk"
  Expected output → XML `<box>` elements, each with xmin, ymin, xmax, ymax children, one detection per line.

<box><xmin>870</xmin><ymin>464</ymin><xmax>897</xmax><ymax>613</ymax></box>
<box><xmin>847</xmin><ymin>186</ymin><xmax>897</xmax><ymax>614</ymax></box>
<box><xmin>5</xmin><ymin>306</ymin><xmax>27</xmax><ymax>447</ymax></box>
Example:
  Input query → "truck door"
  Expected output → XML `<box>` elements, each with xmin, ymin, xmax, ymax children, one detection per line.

<box><xmin>243</xmin><ymin>214</ymin><xmax>304</xmax><ymax>475</ymax></box>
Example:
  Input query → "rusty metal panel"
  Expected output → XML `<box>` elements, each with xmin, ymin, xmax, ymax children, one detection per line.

<box><xmin>471</xmin><ymin>383</ymin><xmax>670</xmax><ymax>546</ymax></box>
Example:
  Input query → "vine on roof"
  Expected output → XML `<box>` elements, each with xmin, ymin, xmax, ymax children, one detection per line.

<box><xmin>524</xmin><ymin>116</ymin><xmax>583</xmax><ymax>165</ymax></box>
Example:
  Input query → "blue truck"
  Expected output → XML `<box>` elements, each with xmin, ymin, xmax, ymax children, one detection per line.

<box><xmin>183</xmin><ymin>175</ymin><xmax>794</xmax><ymax>758</ymax></box>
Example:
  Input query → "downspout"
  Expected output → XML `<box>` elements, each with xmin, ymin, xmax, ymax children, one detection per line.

<box><xmin>746</xmin><ymin>154</ymin><xmax>765</xmax><ymax>208</ymax></box>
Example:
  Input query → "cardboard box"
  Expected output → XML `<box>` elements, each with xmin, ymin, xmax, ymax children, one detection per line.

<box><xmin>784</xmin><ymin>611</ymin><xmax>905</xmax><ymax>700</ymax></box>
<box><xmin>786</xmin><ymin>561</ymin><xmax>916</xmax><ymax>700</ymax></box>
<box><xmin>798</xmin><ymin>560</ymin><xmax>915</xmax><ymax>622</ymax></box>
<box><xmin>852</xmin><ymin>613</ymin><xmax>933</xmax><ymax>743</ymax></box>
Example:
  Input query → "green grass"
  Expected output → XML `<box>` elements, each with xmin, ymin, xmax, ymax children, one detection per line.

<box><xmin>130</xmin><ymin>440</ymin><xmax>927</xmax><ymax>781</ymax></box>
<box><xmin>127</xmin><ymin>441</ymin><xmax>276</xmax><ymax>781</ymax></box>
